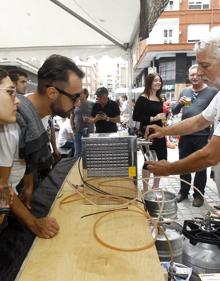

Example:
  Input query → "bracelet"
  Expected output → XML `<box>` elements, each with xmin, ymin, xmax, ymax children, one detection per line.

<box><xmin>106</xmin><ymin>117</ymin><xmax>110</xmax><ymax>122</ymax></box>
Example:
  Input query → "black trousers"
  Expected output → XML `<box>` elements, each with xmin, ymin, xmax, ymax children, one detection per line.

<box><xmin>178</xmin><ymin>135</ymin><xmax>209</xmax><ymax>198</ymax></box>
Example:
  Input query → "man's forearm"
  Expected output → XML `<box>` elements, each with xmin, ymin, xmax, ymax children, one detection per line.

<box><xmin>168</xmin><ymin>136</ymin><xmax>220</xmax><ymax>175</ymax></box>
<box><xmin>163</xmin><ymin>114</ymin><xmax>210</xmax><ymax>136</ymax></box>
<box><xmin>50</xmin><ymin>125</ymin><xmax>58</xmax><ymax>151</ymax></box>
<box><xmin>109</xmin><ymin>116</ymin><xmax>120</xmax><ymax>123</ymax></box>
<box><xmin>0</xmin><ymin>167</ymin><xmax>11</xmax><ymax>185</ymax></box>
<box><xmin>23</xmin><ymin>173</ymin><xmax>33</xmax><ymax>188</ymax></box>
<box><xmin>11</xmin><ymin>196</ymin><xmax>36</xmax><ymax>228</ymax></box>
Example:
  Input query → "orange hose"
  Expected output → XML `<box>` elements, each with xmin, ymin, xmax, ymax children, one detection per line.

<box><xmin>93</xmin><ymin>208</ymin><xmax>158</xmax><ymax>252</ymax></box>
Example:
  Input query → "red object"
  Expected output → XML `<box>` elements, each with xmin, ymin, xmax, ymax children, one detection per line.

<box><xmin>163</xmin><ymin>100</ymin><xmax>170</xmax><ymax>114</ymax></box>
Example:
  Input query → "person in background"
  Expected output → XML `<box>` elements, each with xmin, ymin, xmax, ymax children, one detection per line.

<box><xmin>0</xmin><ymin>68</ymin><xmax>59</xmax><ymax>238</ymax></box>
<box><xmin>161</xmin><ymin>95</ymin><xmax>170</xmax><ymax>119</ymax></box>
<box><xmin>133</xmin><ymin>73</ymin><xmax>167</xmax><ymax>191</ymax></box>
<box><xmin>145</xmin><ymin>26</ymin><xmax>220</xmax><ymax>213</ymax></box>
<box><xmin>120</xmin><ymin>95</ymin><xmax>128</xmax><ymax>115</ymax></box>
<box><xmin>58</xmin><ymin>117</ymin><xmax>75</xmax><ymax>156</ymax></box>
<box><xmin>71</xmin><ymin>88</ymin><xmax>94</xmax><ymax>157</ymax></box>
<box><xmin>120</xmin><ymin>95</ymin><xmax>129</xmax><ymax>128</ymax></box>
<box><xmin>88</xmin><ymin>87</ymin><xmax>120</xmax><ymax>133</ymax></box>
<box><xmin>41</xmin><ymin>115</ymin><xmax>61</xmax><ymax>163</ymax></box>
<box><xmin>171</xmin><ymin>64</ymin><xmax>217</xmax><ymax>207</ymax></box>
<box><xmin>9</xmin><ymin>68</ymin><xmax>28</xmax><ymax>95</ymax></box>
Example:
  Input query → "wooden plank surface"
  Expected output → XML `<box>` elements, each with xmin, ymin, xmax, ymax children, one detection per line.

<box><xmin>17</xmin><ymin>162</ymin><xmax>165</xmax><ymax>281</ymax></box>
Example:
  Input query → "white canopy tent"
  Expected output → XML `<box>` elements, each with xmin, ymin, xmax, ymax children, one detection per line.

<box><xmin>0</xmin><ymin>0</ymin><xmax>168</xmax><ymax>64</ymax></box>
<box><xmin>0</xmin><ymin>0</ymin><xmax>168</xmax><ymax>124</ymax></box>
<box><xmin>0</xmin><ymin>0</ymin><xmax>142</xmax><ymax>64</ymax></box>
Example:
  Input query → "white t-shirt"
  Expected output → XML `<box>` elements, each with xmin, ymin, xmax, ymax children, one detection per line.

<box><xmin>202</xmin><ymin>91</ymin><xmax>220</xmax><ymax>196</ymax></box>
<box><xmin>0</xmin><ymin>123</ymin><xmax>26</xmax><ymax>193</ymax></box>
<box><xmin>57</xmin><ymin>119</ymin><xmax>73</xmax><ymax>147</ymax></box>
<box><xmin>202</xmin><ymin>91</ymin><xmax>220</xmax><ymax>136</ymax></box>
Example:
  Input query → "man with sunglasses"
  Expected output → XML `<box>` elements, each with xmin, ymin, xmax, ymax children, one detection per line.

<box><xmin>170</xmin><ymin>64</ymin><xmax>217</xmax><ymax>207</ymax></box>
<box><xmin>0</xmin><ymin>55</ymin><xmax>84</xmax><ymax>234</ymax></box>
<box><xmin>145</xmin><ymin>26</ymin><xmax>220</xmax><ymax>212</ymax></box>
<box><xmin>0</xmin><ymin>68</ymin><xmax>59</xmax><ymax>239</ymax></box>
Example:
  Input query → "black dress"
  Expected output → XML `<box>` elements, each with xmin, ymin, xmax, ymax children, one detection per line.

<box><xmin>133</xmin><ymin>95</ymin><xmax>167</xmax><ymax>165</ymax></box>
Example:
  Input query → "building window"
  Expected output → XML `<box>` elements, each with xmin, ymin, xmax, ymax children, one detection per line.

<box><xmin>159</xmin><ymin>61</ymin><xmax>176</xmax><ymax>81</ymax></box>
<box><xmin>188</xmin><ymin>0</ymin><xmax>210</xmax><ymax>9</ymax></box>
<box><xmin>163</xmin><ymin>29</ymin><xmax>173</xmax><ymax>43</ymax></box>
<box><xmin>165</xmin><ymin>0</ymin><xmax>174</xmax><ymax>10</ymax></box>
<box><xmin>164</xmin><ymin>29</ymin><xmax>173</xmax><ymax>37</ymax></box>
<box><xmin>187</xmin><ymin>24</ymin><xmax>209</xmax><ymax>42</ymax></box>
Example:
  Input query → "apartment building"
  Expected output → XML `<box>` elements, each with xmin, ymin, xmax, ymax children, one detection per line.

<box><xmin>133</xmin><ymin>0</ymin><xmax>220</xmax><ymax>100</ymax></box>
<box><xmin>78</xmin><ymin>62</ymin><xmax>98</xmax><ymax>97</ymax></box>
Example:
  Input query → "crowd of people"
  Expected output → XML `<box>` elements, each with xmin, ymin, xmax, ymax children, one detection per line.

<box><xmin>146</xmin><ymin>26</ymin><xmax>220</xmax><ymax>211</ymax></box>
<box><xmin>0</xmin><ymin>26</ymin><xmax>220</xmax><ymax>242</ymax></box>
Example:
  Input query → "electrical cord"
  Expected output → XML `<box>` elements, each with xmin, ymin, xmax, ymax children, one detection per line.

<box><xmin>77</xmin><ymin>157</ymin><xmax>144</xmax><ymax>204</ymax></box>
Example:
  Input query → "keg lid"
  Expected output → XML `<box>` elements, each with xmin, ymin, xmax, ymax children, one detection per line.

<box><xmin>144</xmin><ymin>190</ymin><xmax>176</xmax><ymax>202</ymax></box>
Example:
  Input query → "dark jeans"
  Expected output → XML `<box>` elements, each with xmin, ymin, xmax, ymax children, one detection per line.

<box><xmin>178</xmin><ymin>135</ymin><xmax>209</xmax><ymax>198</ymax></box>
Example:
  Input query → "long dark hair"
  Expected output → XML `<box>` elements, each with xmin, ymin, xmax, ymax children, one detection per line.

<box><xmin>143</xmin><ymin>73</ymin><xmax>163</xmax><ymax>101</ymax></box>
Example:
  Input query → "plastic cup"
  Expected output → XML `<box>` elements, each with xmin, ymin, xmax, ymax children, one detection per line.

<box><xmin>185</xmin><ymin>97</ymin><xmax>191</xmax><ymax>107</ymax></box>
<box><xmin>145</xmin><ymin>150</ymin><xmax>158</xmax><ymax>161</ymax></box>
<box><xmin>161</xmin><ymin>113</ymin><xmax>166</xmax><ymax>124</ymax></box>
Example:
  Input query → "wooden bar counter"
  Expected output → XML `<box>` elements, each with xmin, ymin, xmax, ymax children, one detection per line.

<box><xmin>16</xmin><ymin>162</ymin><xmax>165</xmax><ymax>281</ymax></box>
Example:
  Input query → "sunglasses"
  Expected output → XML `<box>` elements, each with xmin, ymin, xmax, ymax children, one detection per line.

<box><xmin>46</xmin><ymin>85</ymin><xmax>81</xmax><ymax>103</ymax></box>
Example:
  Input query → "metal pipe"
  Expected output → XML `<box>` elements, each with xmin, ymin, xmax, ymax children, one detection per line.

<box><xmin>49</xmin><ymin>0</ymin><xmax>128</xmax><ymax>51</ymax></box>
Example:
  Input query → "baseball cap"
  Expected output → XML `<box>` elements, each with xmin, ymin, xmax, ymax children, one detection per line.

<box><xmin>95</xmin><ymin>87</ymin><xmax>108</xmax><ymax>96</ymax></box>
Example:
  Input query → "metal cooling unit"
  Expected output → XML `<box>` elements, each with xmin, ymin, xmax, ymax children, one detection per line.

<box><xmin>82</xmin><ymin>133</ymin><xmax>137</xmax><ymax>179</ymax></box>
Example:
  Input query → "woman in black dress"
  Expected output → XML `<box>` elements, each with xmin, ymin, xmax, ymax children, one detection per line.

<box><xmin>133</xmin><ymin>73</ymin><xmax>167</xmax><ymax>191</ymax></box>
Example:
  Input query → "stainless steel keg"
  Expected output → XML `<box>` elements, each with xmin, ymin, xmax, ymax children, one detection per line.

<box><xmin>144</xmin><ymin>190</ymin><xmax>178</xmax><ymax>219</ymax></box>
<box><xmin>155</xmin><ymin>222</ymin><xmax>183</xmax><ymax>263</ymax></box>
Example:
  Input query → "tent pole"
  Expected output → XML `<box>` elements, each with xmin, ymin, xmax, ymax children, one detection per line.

<box><xmin>127</xmin><ymin>48</ymin><xmax>133</xmax><ymax>132</ymax></box>
<box><xmin>50</xmin><ymin>0</ymin><xmax>127</xmax><ymax>51</ymax></box>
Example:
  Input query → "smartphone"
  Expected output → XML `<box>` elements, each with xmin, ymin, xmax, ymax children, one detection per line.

<box><xmin>97</xmin><ymin>111</ymin><xmax>104</xmax><ymax>115</ymax></box>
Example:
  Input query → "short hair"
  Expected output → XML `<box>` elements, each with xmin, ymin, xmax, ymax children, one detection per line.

<box><xmin>82</xmin><ymin>88</ymin><xmax>89</xmax><ymax>98</ymax></box>
<box><xmin>0</xmin><ymin>68</ymin><xmax>8</xmax><ymax>84</ymax></box>
<box><xmin>188</xmin><ymin>64</ymin><xmax>198</xmax><ymax>73</ymax></box>
<box><xmin>9</xmin><ymin>68</ymin><xmax>28</xmax><ymax>82</ymax></box>
<box><xmin>121</xmin><ymin>95</ymin><xmax>128</xmax><ymax>100</ymax></box>
<box><xmin>38</xmin><ymin>54</ymin><xmax>84</xmax><ymax>94</ymax></box>
<box><xmin>194</xmin><ymin>26</ymin><xmax>220</xmax><ymax>59</ymax></box>
<box><xmin>95</xmin><ymin>87</ymin><xmax>109</xmax><ymax>96</ymax></box>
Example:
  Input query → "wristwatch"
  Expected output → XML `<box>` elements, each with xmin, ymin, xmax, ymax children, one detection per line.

<box><xmin>106</xmin><ymin>117</ymin><xmax>110</xmax><ymax>122</ymax></box>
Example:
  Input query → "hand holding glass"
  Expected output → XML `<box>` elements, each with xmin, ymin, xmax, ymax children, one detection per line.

<box><xmin>160</xmin><ymin>113</ymin><xmax>166</xmax><ymax>124</ymax></box>
<box><xmin>185</xmin><ymin>97</ymin><xmax>191</xmax><ymax>107</ymax></box>
<box><xmin>145</xmin><ymin>150</ymin><xmax>158</xmax><ymax>161</ymax></box>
